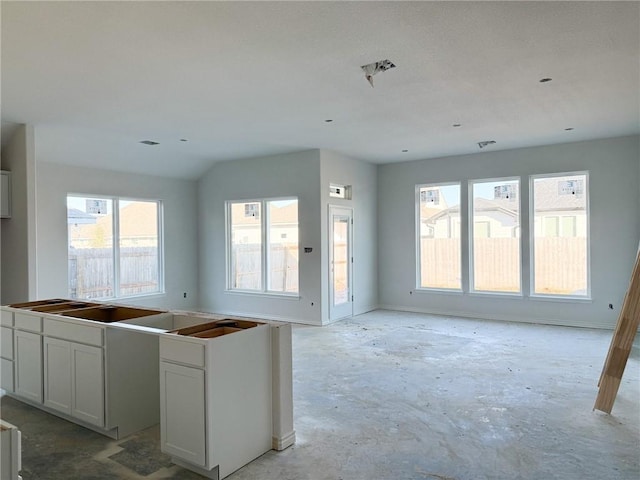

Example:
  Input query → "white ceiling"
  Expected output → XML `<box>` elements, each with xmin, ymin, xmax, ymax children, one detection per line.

<box><xmin>2</xmin><ymin>1</ymin><xmax>639</xmax><ymax>180</ymax></box>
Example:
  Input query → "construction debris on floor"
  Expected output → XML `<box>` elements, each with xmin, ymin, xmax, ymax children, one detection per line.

<box><xmin>2</xmin><ymin>310</ymin><xmax>639</xmax><ymax>480</ymax></box>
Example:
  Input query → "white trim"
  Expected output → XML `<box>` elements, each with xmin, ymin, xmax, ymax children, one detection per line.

<box><xmin>328</xmin><ymin>204</ymin><xmax>354</xmax><ymax>322</ymax></box>
<box><xmin>529</xmin><ymin>171</ymin><xmax>590</xmax><ymax>299</ymax></box>
<box><xmin>223</xmin><ymin>289</ymin><xmax>300</xmax><ymax>300</ymax></box>
<box><xmin>414</xmin><ymin>288</ymin><xmax>463</xmax><ymax>295</ymax></box>
<box><xmin>376</xmin><ymin>305</ymin><xmax>614</xmax><ymax>330</ymax></box>
<box><xmin>415</xmin><ymin>181</ymin><xmax>462</xmax><ymax>291</ymax></box>
<box><xmin>226</xmin><ymin>197</ymin><xmax>299</xmax><ymax>295</ymax></box>
<box><xmin>66</xmin><ymin>194</ymin><xmax>164</xmax><ymax>300</ymax></box>
<box><xmin>469</xmin><ymin>176</ymin><xmax>522</xmax><ymax>294</ymax></box>
<box><xmin>200</xmin><ymin>308</ymin><xmax>320</xmax><ymax>326</ymax></box>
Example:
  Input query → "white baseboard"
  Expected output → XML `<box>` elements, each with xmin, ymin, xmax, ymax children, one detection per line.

<box><xmin>376</xmin><ymin>304</ymin><xmax>614</xmax><ymax>330</ymax></box>
<box><xmin>272</xmin><ymin>430</ymin><xmax>296</xmax><ymax>451</ymax></box>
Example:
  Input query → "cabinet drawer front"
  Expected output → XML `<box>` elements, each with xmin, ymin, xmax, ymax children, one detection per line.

<box><xmin>14</xmin><ymin>312</ymin><xmax>42</xmax><ymax>332</ymax></box>
<box><xmin>1</xmin><ymin>309</ymin><xmax>13</xmax><ymax>327</ymax></box>
<box><xmin>160</xmin><ymin>337</ymin><xmax>204</xmax><ymax>367</ymax></box>
<box><xmin>44</xmin><ymin>319</ymin><xmax>103</xmax><ymax>346</ymax></box>
<box><xmin>1</xmin><ymin>326</ymin><xmax>13</xmax><ymax>359</ymax></box>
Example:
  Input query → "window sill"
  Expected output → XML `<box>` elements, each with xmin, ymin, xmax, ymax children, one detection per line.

<box><xmin>467</xmin><ymin>291</ymin><xmax>523</xmax><ymax>299</ymax></box>
<box><xmin>413</xmin><ymin>288</ymin><xmax>463</xmax><ymax>295</ymax></box>
<box><xmin>528</xmin><ymin>294</ymin><xmax>592</xmax><ymax>303</ymax></box>
<box><xmin>82</xmin><ymin>291</ymin><xmax>166</xmax><ymax>302</ymax></box>
<box><xmin>224</xmin><ymin>290</ymin><xmax>301</xmax><ymax>300</ymax></box>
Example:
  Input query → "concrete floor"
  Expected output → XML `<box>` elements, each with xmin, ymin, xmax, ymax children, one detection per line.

<box><xmin>1</xmin><ymin>310</ymin><xmax>639</xmax><ymax>480</ymax></box>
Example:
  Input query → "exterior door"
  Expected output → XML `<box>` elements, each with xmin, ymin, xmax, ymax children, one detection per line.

<box><xmin>329</xmin><ymin>206</ymin><xmax>353</xmax><ymax>321</ymax></box>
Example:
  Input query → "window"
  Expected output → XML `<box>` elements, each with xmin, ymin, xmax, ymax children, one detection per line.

<box><xmin>67</xmin><ymin>195</ymin><xmax>163</xmax><ymax>300</ymax></box>
<box><xmin>470</xmin><ymin>178</ymin><xmax>521</xmax><ymax>293</ymax></box>
<box><xmin>228</xmin><ymin>198</ymin><xmax>299</xmax><ymax>294</ymax></box>
<box><xmin>531</xmin><ymin>173</ymin><xmax>588</xmax><ymax>296</ymax></box>
<box><xmin>416</xmin><ymin>183</ymin><xmax>461</xmax><ymax>290</ymax></box>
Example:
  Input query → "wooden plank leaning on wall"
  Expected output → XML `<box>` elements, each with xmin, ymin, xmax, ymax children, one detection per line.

<box><xmin>594</xmin><ymin>246</ymin><xmax>640</xmax><ymax>413</ymax></box>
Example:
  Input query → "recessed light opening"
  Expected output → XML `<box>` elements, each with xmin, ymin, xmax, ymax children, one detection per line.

<box><xmin>564</xmin><ymin>128</ymin><xmax>574</xmax><ymax>131</ymax></box>
<box><xmin>539</xmin><ymin>78</ymin><xmax>552</xmax><ymax>83</ymax></box>
<box><xmin>324</xmin><ymin>119</ymin><xmax>333</xmax><ymax>123</ymax></box>
<box><xmin>452</xmin><ymin>123</ymin><xmax>461</xmax><ymax>127</ymax></box>
<box><xmin>402</xmin><ymin>149</ymin><xmax>409</xmax><ymax>153</ymax></box>
<box><xmin>140</xmin><ymin>140</ymin><xmax>159</xmax><ymax>146</ymax></box>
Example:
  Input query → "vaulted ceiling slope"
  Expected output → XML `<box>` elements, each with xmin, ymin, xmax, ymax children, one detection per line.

<box><xmin>2</xmin><ymin>1</ymin><xmax>639</xmax><ymax>179</ymax></box>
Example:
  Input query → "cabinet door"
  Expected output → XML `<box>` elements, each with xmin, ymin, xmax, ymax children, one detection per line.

<box><xmin>1</xmin><ymin>326</ymin><xmax>13</xmax><ymax>359</ymax></box>
<box><xmin>71</xmin><ymin>343</ymin><xmax>104</xmax><ymax>427</ymax></box>
<box><xmin>43</xmin><ymin>338</ymin><xmax>72</xmax><ymax>414</ymax></box>
<box><xmin>14</xmin><ymin>330</ymin><xmax>43</xmax><ymax>403</ymax></box>
<box><xmin>0</xmin><ymin>358</ymin><xmax>13</xmax><ymax>392</ymax></box>
<box><xmin>1</xmin><ymin>171</ymin><xmax>10</xmax><ymax>219</ymax></box>
<box><xmin>160</xmin><ymin>361</ymin><xmax>206</xmax><ymax>467</ymax></box>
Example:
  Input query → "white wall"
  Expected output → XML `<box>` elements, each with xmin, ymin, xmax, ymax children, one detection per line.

<box><xmin>198</xmin><ymin>150</ymin><xmax>323</xmax><ymax>325</ymax></box>
<box><xmin>1</xmin><ymin>124</ymin><xmax>37</xmax><ymax>303</ymax></box>
<box><xmin>320</xmin><ymin>150</ymin><xmax>378</xmax><ymax>323</ymax></box>
<box><xmin>377</xmin><ymin>135</ymin><xmax>640</xmax><ymax>329</ymax></box>
<box><xmin>34</xmin><ymin>162</ymin><xmax>199</xmax><ymax>310</ymax></box>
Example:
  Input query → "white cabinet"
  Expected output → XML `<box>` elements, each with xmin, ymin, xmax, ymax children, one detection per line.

<box><xmin>1</xmin><ymin>303</ymin><xmax>163</xmax><ymax>439</ymax></box>
<box><xmin>43</xmin><ymin>337</ymin><xmax>72</xmax><ymax>414</ymax></box>
<box><xmin>159</xmin><ymin>320</ymin><xmax>273</xmax><ymax>480</ymax></box>
<box><xmin>13</xmin><ymin>330</ymin><xmax>42</xmax><ymax>403</ymax></box>
<box><xmin>0</xmin><ymin>420</ymin><xmax>22</xmax><ymax>480</ymax></box>
<box><xmin>1</xmin><ymin>170</ymin><xmax>11</xmax><ymax>219</ymax></box>
<box><xmin>43</xmin><ymin>337</ymin><xmax>104</xmax><ymax>426</ymax></box>
<box><xmin>1</xmin><ymin>358</ymin><xmax>14</xmax><ymax>392</ymax></box>
<box><xmin>71</xmin><ymin>342</ymin><xmax>104</xmax><ymax>426</ymax></box>
<box><xmin>160</xmin><ymin>362</ymin><xmax>206</xmax><ymax>466</ymax></box>
<box><xmin>1</xmin><ymin>326</ymin><xmax>14</xmax><ymax>392</ymax></box>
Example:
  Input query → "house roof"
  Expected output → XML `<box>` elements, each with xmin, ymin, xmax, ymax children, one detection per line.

<box><xmin>69</xmin><ymin>202</ymin><xmax>158</xmax><ymax>240</ymax></box>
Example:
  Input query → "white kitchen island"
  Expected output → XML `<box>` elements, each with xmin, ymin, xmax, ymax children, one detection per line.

<box><xmin>0</xmin><ymin>300</ymin><xmax>295</xmax><ymax>480</ymax></box>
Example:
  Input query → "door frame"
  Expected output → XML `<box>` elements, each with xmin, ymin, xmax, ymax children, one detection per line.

<box><xmin>328</xmin><ymin>205</ymin><xmax>353</xmax><ymax>321</ymax></box>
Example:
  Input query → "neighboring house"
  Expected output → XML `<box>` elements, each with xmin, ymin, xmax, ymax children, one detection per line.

<box><xmin>68</xmin><ymin>202</ymin><xmax>159</xmax><ymax>248</ymax></box>
<box><xmin>422</xmin><ymin>197</ymin><xmax>519</xmax><ymax>239</ymax></box>
<box><xmin>420</xmin><ymin>177</ymin><xmax>586</xmax><ymax>239</ymax></box>
<box><xmin>231</xmin><ymin>201</ymin><xmax>299</xmax><ymax>246</ymax></box>
<box><xmin>531</xmin><ymin>177</ymin><xmax>587</xmax><ymax>238</ymax></box>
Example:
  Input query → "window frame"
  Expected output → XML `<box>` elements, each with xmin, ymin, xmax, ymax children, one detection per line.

<box><xmin>67</xmin><ymin>194</ymin><xmax>164</xmax><ymax>300</ymax></box>
<box><xmin>415</xmin><ymin>182</ymin><xmax>462</xmax><ymax>292</ymax></box>
<box><xmin>469</xmin><ymin>176</ymin><xmax>522</xmax><ymax>296</ymax></box>
<box><xmin>225</xmin><ymin>196</ymin><xmax>299</xmax><ymax>297</ymax></box>
<box><xmin>529</xmin><ymin>171</ymin><xmax>590</xmax><ymax>299</ymax></box>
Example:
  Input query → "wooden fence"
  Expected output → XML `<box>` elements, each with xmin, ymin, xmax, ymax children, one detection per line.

<box><xmin>68</xmin><ymin>247</ymin><xmax>159</xmax><ymax>299</ymax></box>
<box><xmin>231</xmin><ymin>244</ymin><xmax>299</xmax><ymax>292</ymax></box>
<box><xmin>421</xmin><ymin>237</ymin><xmax>587</xmax><ymax>294</ymax></box>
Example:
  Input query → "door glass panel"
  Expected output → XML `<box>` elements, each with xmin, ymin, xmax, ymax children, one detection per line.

<box><xmin>333</xmin><ymin>216</ymin><xmax>349</xmax><ymax>306</ymax></box>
